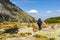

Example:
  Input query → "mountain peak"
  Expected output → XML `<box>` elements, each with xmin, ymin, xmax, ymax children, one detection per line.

<box><xmin>0</xmin><ymin>0</ymin><xmax>36</xmax><ymax>23</ymax></box>
<box><xmin>0</xmin><ymin>0</ymin><xmax>11</xmax><ymax>4</ymax></box>
<box><xmin>0</xmin><ymin>0</ymin><xmax>9</xmax><ymax>1</ymax></box>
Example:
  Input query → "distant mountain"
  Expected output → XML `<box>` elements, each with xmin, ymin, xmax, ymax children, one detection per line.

<box><xmin>0</xmin><ymin>0</ymin><xmax>36</xmax><ymax>23</ymax></box>
<box><xmin>44</xmin><ymin>16</ymin><xmax>60</xmax><ymax>23</ymax></box>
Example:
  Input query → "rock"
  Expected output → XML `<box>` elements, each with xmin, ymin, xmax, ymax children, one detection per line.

<box><xmin>3</xmin><ymin>26</ymin><xmax>18</xmax><ymax>34</ymax></box>
<box><xmin>0</xmin><ymin>0</ymin><xmax>36</xmax><ymax>23</ymax></box>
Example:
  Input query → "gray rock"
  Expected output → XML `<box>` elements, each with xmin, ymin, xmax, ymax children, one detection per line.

<box><xmin>0</xmin><ymin>0</ymin><xmax>36</xmax><ymax>23</ymax></box>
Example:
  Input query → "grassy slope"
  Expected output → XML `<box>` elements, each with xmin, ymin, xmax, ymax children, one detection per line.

<box><xmin>44</xmin><ymin>16</ymin><xmax>60</xmax><ymax>23</ymax></box>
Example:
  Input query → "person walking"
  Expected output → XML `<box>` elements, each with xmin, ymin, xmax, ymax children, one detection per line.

<box><xmin>37</xmin><ymin>18</ymin><xmax>42</xmax><ymax>30</ymax></box>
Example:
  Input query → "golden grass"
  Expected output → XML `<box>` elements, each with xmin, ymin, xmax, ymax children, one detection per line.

<box><xmin>0</xmin><ymin>22</ymin><xmax>38</xmax><ymax>32</ymax></box>
<box><xmin>0</xmin><ymin>22</ymin><xmax>38</xmax><ymax>40</ymax></box>
<box><xmin>33</xmin><ymin>34</ymin><xmax>49</xmax><ymax>40</ymax></box>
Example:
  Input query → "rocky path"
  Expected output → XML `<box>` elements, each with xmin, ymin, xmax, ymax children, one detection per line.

<box><xmin>6</xmin><ymin>37</ymin><xmax>35</xmax><ymax>40</ymax></box>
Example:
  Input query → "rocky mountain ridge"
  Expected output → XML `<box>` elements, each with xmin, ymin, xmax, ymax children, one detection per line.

<box><xmin>0</xmin><ymin>0</ymin><xmax>36</xmax><ymax>23</ymax></box>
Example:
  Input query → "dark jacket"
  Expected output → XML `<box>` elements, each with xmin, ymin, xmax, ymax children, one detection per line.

<box><xmin>37</xmin><ymin>19</ymin><xmax>42</xmax><ymax>30</ymax></box>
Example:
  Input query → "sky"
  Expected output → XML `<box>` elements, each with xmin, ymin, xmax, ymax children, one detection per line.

<box><xmin>10</xmin><ymin>0</ymin><xmax>60</xmax><ymax>20</ymax></box>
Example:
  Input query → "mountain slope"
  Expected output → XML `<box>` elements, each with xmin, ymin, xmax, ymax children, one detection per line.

<box><xmin>44</xmin><ymin>16</ymin><xmax>60</xmax><ymax>23</ymax></box>
<box><xmin>0</xmin><ymin>0</ymin><xmax>36</xmax><ymax>23</ymax></box>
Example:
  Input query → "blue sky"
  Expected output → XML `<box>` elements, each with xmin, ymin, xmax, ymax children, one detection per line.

<box><xmin>10</xmin><ymin>0</ymin><xmax>60</xmax><ymax>20</ymax></box>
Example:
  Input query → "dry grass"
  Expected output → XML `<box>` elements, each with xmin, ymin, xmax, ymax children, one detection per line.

<box><xmin>33</xmin><ymin>34</ymin><xmax>49</xmax><ymax>40</ymax></box>
<box><xmin>0</xmin><ymin>22</ymin><xmax>38</xmax><ymax>40</ymax></box>
<box><xmin>0</xmin><ymin>22</ymin><xmax>57</xmax><ymax>40</ymax></box>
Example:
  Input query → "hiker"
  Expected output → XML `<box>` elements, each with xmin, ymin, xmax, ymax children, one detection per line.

<box><xmin>37</xmin><ymin>18</ymin><xmax>42</xmax><ymax>30</ymax></box>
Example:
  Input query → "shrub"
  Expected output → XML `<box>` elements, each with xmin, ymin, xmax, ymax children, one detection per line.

<box><xmin>49</xmin><ymin>38</ymin><xmax>55</xmax><ymax>40</ymax></box>
<box><xmin>45</xmin><ymin>19</ymin><xmax>59</xmax><ymax>23</ymax></box>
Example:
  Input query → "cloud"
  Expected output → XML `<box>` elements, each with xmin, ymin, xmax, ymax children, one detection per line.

<box><xmin>12</xmin><ymin>2</ymin><xmax>17</xmax><ymax>4</ymax></box>
<box><xmin>56</xmin><ymin>10</ymin><xmax>60</xmax><ymax>13</ymax></box>
<box><xmin>27</xmin><ymin>9</ymin><xmax>38</xmax><ymax>14</ymax></box>
<box><xmin>46</xmin><ymin>11</ymin><xmax>52</xmax><ymax>14</ymax></box>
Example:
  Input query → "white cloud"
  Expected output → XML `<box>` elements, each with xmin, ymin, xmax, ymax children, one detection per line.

<box><xmin>27</xmin><ymin>9</ymin><xmax>38</xmax><ymax>14</ymax></box>
<box><xmin>56</xmin><ymin>10</ymin><xmax>60</xmax><ymax>13</ymax></box>
<box><xmin>46</xmin><ymin>11</ymin><xmax>52</xmax><ymax>14</ymax></box>
<box><xmin>13</xmin><ymin>2</ymin><xmax>16</xmax><ymax>4</ymax></box>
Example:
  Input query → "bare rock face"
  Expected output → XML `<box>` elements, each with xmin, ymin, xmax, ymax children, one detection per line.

<box><xmin>0</xmin><ymin>0</ymin><xmax>9</xmax><ymax>2</ymax></box>
<box><xmin>0</xmin><ymin>0</ymin><xmax>36</xmax><ymax>22</ymax></box>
